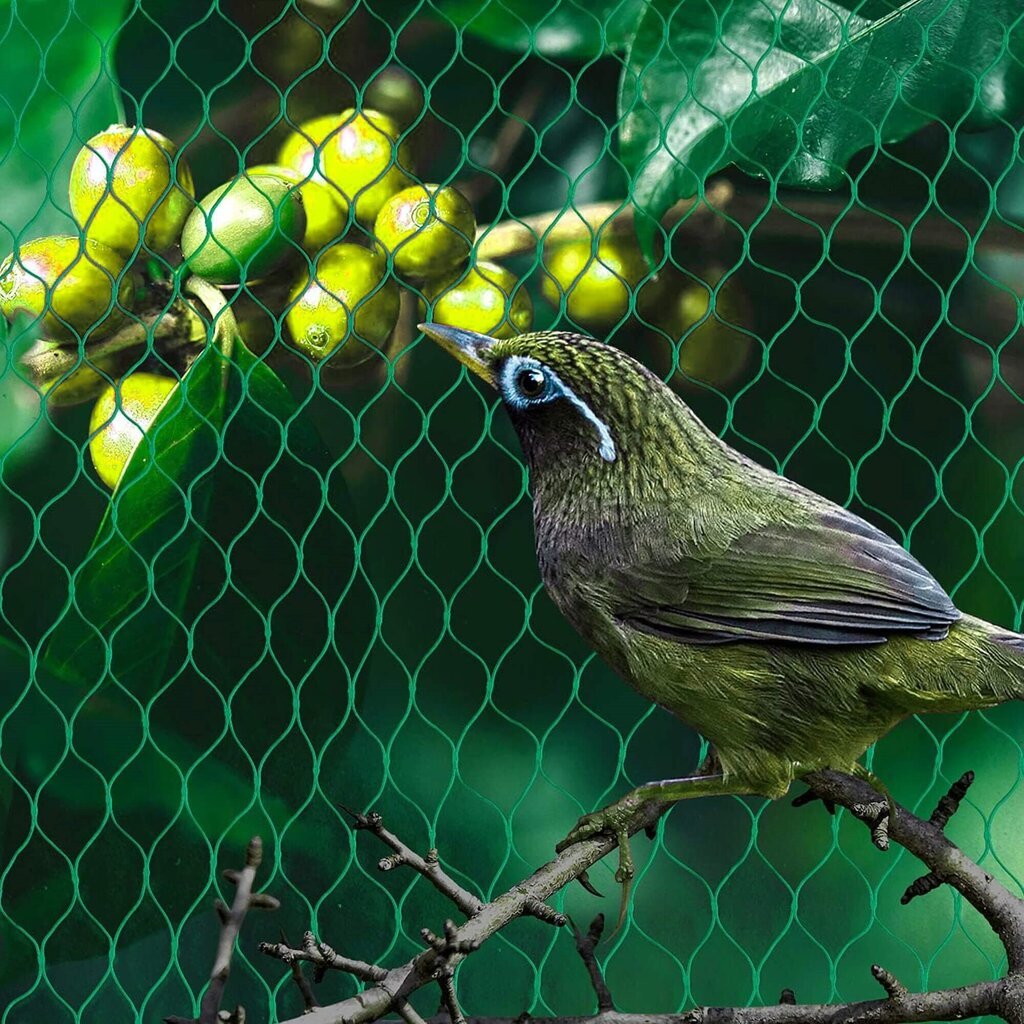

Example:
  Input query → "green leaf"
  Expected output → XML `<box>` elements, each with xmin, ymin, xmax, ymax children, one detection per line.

<box><xmin>620</xmin><ymin>0</ymin><xmax>1024</xmax><ymax>254</ymax></box>
<box><xmin>41</xmin><ymin>335</ymin><xmax>227</xmax><ymax>695</ymax></box>
<box><xmin>0</xmin><ymin>0</ymin><xmax>130</xmax><ymax>244</ymax></box>
<box><xmin>432</xmin><ymin>0</ymin><xmax>647</xmax><ymax>56</ymax></box>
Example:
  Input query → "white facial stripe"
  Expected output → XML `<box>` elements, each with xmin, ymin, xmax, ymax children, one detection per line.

<box><xmin>498</xmin><ymin>356</ymin><xmax>617</xmax><ymax>463</ymax></box>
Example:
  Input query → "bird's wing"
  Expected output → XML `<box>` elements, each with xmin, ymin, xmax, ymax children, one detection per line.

<box><xmin>614</xmin><ymin>509</ymin><xmax>960</xmax><ymax>646</ymax></box>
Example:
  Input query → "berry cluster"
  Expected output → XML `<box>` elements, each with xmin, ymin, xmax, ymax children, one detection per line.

<box><xmin>0</xmin><ymin>103</ymin><xmax>746</xmax><ymax>491</ymax></box>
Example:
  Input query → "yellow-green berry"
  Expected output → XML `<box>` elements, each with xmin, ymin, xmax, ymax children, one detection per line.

<box><xmin>540</xmin><ymin>236</ymin><xmax>647</xmax><ymax>326</ymax></box>
<box><xmin>375</xmin><ymin>183</ymin><xmax>475</xmax><ymax>280</ymax></box>
<box><xmin>88</xmin><ymin>371</ymin><xmax>178</xmax><ymax>489</ymax></box>
<box><xmin>181</xmin><ymin>173</ymin><xmax>306</xmax><ymax>285</ymax></box>
<box><xmin>277</xmin><ymin>113</ymin><xmax>342</xmax><ymax>185</ymax></box>
<box><xmin>286</xmin><ymin>242</ymin><xmax>399</xmax><ymax>366</ymax></box>
<box><xmin>364</xmin><ymin>68</ymin><xmax>424</xmax><ymax>129</ymax></box>
<box><xmin>0</xmin><ymin>236</ymin><xmax>134</xmax><ymax>341</ymax></box>
<box><xmin>70</xmin><ymin>124</ymin><xmax>194</xmax><ymax>256</ymax></box>
<box><xmin>662</xmin><ymin>270</ymin><xmax>753</xmax><ymax>388</ymax></box>
<box><xmin>322</xmin><ymin>108</ymin><xmax>412</xmax><ymax>226</ymax></box>
<box><xmin>423</xmin><ymin>262</ymin><xmax>533</xmax><ymax>339</ymax></box>
<box><xmin>246</xmin><ymin>164</ymin><xmax>347</xmax><ymax>254</ymax></box>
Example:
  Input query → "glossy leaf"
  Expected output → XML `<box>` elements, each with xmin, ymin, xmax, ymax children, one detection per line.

<box><xmin>0</xmin><ymin>0</ymin><xmax>130</xmax><ymax>243</ymax></box>
<box><xmin>432</xmin><ymin>0</ymin><xmax>646</xmax><ymax>56</ymax></box>
<box><xmin>620</xmin><ymin>0</ymin><xmax>1024</xmax><ymax>254</ymax></box>
<box><xmin>41</xmin><ymin>336</ymin><xmax>227</xmax><ymax>695</ymax></box>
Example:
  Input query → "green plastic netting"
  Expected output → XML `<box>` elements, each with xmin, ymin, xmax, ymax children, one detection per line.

<box><xmin>1</xmin><ymin>1</ymin><xmax>1024</xmax><ymax>1022</ymax></box>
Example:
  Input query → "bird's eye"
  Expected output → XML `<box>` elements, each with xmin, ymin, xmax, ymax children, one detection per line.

<box><xmin>515</xmin><ymin>367</ymin><xmax>547</xmax><ymax>398</ymax></box>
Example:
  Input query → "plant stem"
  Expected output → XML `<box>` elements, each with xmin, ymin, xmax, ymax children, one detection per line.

<box><xmin>183</xmin><ymin>276</ymin><xmax>239</xmax><ymax>359</ymax></box>
<box><xmin>473</xmin><ymin>183</ymin><xmax>1023</xmax><ymax>262</ymax></box>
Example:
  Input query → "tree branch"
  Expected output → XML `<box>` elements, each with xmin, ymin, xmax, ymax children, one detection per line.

<box><xmin>266</xmin><ymin>771</ymin><xmax>1024</xmax><ymax>1024</ymax></box>
<box><xmin>473</xmin><ymin>184</ymin><xmax>1023</xmax><ymax>262</ymax></box>
<box><xmin>165</xmin><ymin>836</ymin><xmax>279</xmax><ymax>1024</ymax></box>
<box><xmin>268</xmin><ymin>800</ymin><xmax>670</xmax><ymax>1024</ymax></box>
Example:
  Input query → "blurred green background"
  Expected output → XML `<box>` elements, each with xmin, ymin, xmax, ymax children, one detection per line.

<box><xmin>1</xmin><ymin>1</ymin><xmax>1023</xmax><ymax>1023</ymax></box>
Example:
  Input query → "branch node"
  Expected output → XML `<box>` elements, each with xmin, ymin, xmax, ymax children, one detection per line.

<box><xmin>523</xmin><ymin>897</ymin><xmax>567</xmax><ymax>927</ymax></box>
<box><xmin>871</xmin><ymin>964</ymin><xmax>908</xmax><ymax>1001</ymax></box>
<box><xmin>339</xmin><ymin>803</ymin><xmax>383</xmax><ymax>833</ymax></box>
<box><xmin>257</xmin><ymin>941</ymin><xmax>295</xmax><ymax>964</ymax></box>
<box><xmin>930</xmin><ymin>771</ymin><xmax>975</xmax><ymax>830</ymax></box>
<box><xmin>573</xmin><ymin>913</ymin><xmax>615</xmax><ymax>1012</ymax></box>
<box><xmin>248</xmin><ymin>893</ymin><xmax>280</xmax><ymax>911</ymax></box>
<box><xmin>901</xmin><ymin>870</ymin><xmax>944</xmax><ymax>905</ymax></box>
<box><xmin>379</xmin><ymin>853</ymin><xmax>405</xmax><ymax>871</ymax></box>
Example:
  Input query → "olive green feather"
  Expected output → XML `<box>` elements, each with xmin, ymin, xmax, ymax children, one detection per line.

<box><xmin>424</xmin><ymin>324</ymin><xmax>1024</xmax><ymax>801</ymax></box>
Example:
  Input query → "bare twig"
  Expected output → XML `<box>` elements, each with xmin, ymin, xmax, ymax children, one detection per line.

<box><xmin>259</xmin><ymin>929</ymin><xmax>389</xmax><ymax>983</ymax></box>
<box><xmin>269</xmin><ymin>770</ymin><xmax>1024</xmax><ymax>1024</ymax></box>
<box><xmin>573</xmin><ymin>915</ymin><xmax>615</xmax><ymax>1013</ymax></box>
<box><xmin>902</xmin><ymin>771</ymin><xmax>976</xmax><ymax>906</ymax></box>
<box><xmin>437</xmin><ymin>970</ymin><xmax>467</xmax><ymax>1024</ymax></box>
<box><xmin>19</xmin><ymin>307</ymin><xmax>193</xmax><ymax>399</ymax></box>
<box><xmin>473</xmin><ymin>183</ymin><xmax>734</xmax><ymax>263</ymax></box>
<box><xmin>166</xmin><ymin>836</ymin><xmax>279</xmax><ymax>1024</ymax></box>
<box><xmin>462</xmin><ymin>82</ymin><xmax>546</xmax><ymax>205</ymax></box>
<box><xmin>269</xmin><ymin>798</ymin><xmax>670</xmax><ymax>1024</ymax></box>
<box><xmin>344</xmin><ymin>807</ymin><xmax>484</xmax><ymax>917</ymax></box>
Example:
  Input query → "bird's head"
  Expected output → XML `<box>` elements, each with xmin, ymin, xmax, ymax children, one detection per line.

<box><xmin>420</xmin><ymin>323</ymin><xmax>716</xmax><ymax>493</ymax></box>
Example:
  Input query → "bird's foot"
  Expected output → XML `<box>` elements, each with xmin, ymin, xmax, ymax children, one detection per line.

<box><xmin>850</xmin><ymin>766</ymin><xmax>899</xmax><ymax>851</ymax></box>
<box><xmin>555</xmin><ymin>794</ymin><xmax>640</xmax><ymax>880</ymax></box>
<box><xmin>555</xmin><ymin>794</ymin><xmax>643</xmax><ymax>930</ymax></box>
<box><xmin>851</xmin><ymin>797</ymin><xmax>895</xmax><ymax>851</ymax></box>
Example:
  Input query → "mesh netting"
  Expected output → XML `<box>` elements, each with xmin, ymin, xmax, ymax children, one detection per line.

<box><xmin>1</xmin><ymin>2</ymin><xmax>1023</xmax><ymax>1023</ymax></box>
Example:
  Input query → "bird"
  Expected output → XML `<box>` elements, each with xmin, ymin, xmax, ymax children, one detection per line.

<box><xmin>420</xmin><ymin>321</ymin><xmax>1024</xmax><ymax>906</ymax></box>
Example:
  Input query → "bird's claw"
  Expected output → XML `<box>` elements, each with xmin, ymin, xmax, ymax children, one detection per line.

<box><xmin>555</xmin><ymin>798</ymin><xmax>642</xmax><ymax>931</ymax></box>
<box><xmin>852</xmin><ymin>798</ymin><xmax>895</xmax><ymax>851</ymax></box>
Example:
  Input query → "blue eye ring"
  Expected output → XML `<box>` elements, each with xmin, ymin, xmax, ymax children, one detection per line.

<box><xmin>515</xmin><ymin>366</ymin><xmax>547</xmax><ymax>398</ymax></box>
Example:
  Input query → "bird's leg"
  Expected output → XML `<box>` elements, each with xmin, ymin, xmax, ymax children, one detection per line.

<box><xmin>555</xmin><ymin>771</ymin><xmax>756</xmax><ymax>928</ymax></box>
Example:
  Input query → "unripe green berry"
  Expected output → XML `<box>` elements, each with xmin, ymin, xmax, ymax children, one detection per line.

<box><xmin>70</xmin><ymin>124</ymin><xmax>194</xmax><ymax>257</ymax></box>
<box><xmin>0</xmin><ymin>236</ymin><xmax>134</xmax><ymax>341</ymax></box>
<box><xmin>181</xmin><ymin>173</ymin><xmax>306</xmax><ymax>285</ymax></box>
<box><xmin>246</xmin><ymin>164</ymin><xmax>347</xmax><ymax>255</ymax></box>
<box><xmin>277</xmin><ymin>114</ymin><xmax>342</xmax><ymax>185</ymax></box>
<box><xmin>88</xmin><ymin>371</ymin><xmax>178</xmax><ymax>489</ymax></box>
<box><xmin>423</xmin><ymin>261</ymin><xmax>533</xmax><ymax>339</ymax></box>
<box><xmin>375</xmin><ymin>183</ymin><xmax>475</xmax><ymax>281</ymax></box>
<box><xmin>658</xmin><ymin>269</ymin><xmax>753</xmax><ymax>388</ymax></box>
<box><xmin>364</xmin><ymin>68</ymin><xmax>423</xmax><ymax>129</ymax></box>
<box><xmin>321</xmin><ymin>108</ymin><xmax>412</xmax><ymax>226</ymax></box>
<box><xmin>540</xmin><ymin>236</ymin><xmax>647</xmax><ymax>326</ymax></box>
<box><xmin>286</xmin><ymin>242</ymin><xmax>399</xmax><ymax>366</ymax></box>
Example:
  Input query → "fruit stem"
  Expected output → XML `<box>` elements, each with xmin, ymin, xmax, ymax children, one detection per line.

<box><xmin>183</xmin><ymin>276</ymin><xmax>239</xmax><ymax>359</ymax></box>
<box><xmin>18</xmin><ymin>311</ymin><xmax>190</xmax><ymax>391</ymax></box>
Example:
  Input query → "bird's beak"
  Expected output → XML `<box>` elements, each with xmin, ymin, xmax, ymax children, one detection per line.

<box><xmin>419</xmin><ymin>323</ymin><xmax>498</xmax><ymax>387</ymax></box>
